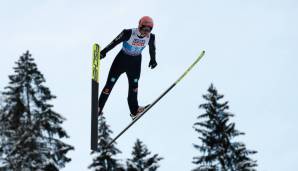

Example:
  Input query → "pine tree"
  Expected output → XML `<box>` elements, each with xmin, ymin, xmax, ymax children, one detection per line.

<box><xmin>0</xmin><ymin>51</ymin><xmax>74</xmax><ymax>171</ymax></box>
<box><xmin>126</xmin><ymin>139</ymin><xmax>163</xmax><ymax>171</ymax></box>
<box><xmin>0</xmin><ymin>93</ymin><xmax>6</xmax><ymax>170</ymax></box>
<box><xmin>89</xmin><ymin>115</ymin><xmax>123</xmax><ymax>171</ymax></box>
<box><xmin>233</xmin><ymin>142</ymin><xmax>257</xmax><ymax>171</ymax></box>
<box><xmin>192</xmin><ymin>84</ymin><xmax>257</xmax><ymax>171</ymax></box>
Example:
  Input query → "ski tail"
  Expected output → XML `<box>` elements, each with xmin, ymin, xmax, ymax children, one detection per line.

<box><xmin>91</xmin><ymin>43</ymin><xmax>100</xmax><ymax>151</ymax></box>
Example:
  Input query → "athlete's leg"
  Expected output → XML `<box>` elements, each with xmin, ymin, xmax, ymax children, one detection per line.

<box><xmin>126</xmin><ymin>56</ymin><xmax>142</xmax><ymax>114</ymax></box>
<box><xmin>98</xmin><ymin>55</ymin><xmax>124</xmax><ymax>113</ymax></box>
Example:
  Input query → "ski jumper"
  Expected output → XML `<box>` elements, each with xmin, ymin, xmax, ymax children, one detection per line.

<box><xmin>98</xmin><ymin>28</ymin><xmax>156</xmax><ymax>114</ymax></box>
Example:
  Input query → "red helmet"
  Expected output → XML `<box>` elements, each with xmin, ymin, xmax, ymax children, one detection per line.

<box><xmin>138</xmin><ymin>16</ymin><xmax>154</xmax><ymax>30</ymax></box>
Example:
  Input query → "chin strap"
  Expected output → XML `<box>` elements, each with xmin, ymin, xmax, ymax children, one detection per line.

<box><xmin>136</xmin><ymin>29</ymin><xmax>147</xmax><ymax>38</ymax></box>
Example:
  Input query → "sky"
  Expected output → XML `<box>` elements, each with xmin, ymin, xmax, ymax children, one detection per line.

<box><xmin>0</xmin><ymin>0</ymin><xmax>298</xmax><ymax>170</ymax></box>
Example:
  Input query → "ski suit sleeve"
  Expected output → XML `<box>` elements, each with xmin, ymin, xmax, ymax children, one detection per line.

<box><xmin>148</xmin><ymin>34</ymin><xmax>156</xmax><ymax>61</ymax></box>
<box><xmin>101</xmin><ymin>29</ymin><xmax>131</xmax><ymax>55</ymax></box>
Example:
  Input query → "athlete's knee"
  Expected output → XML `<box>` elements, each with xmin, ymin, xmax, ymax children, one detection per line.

<box><xmin>129</xmin><ymin>78</ymin><xmax>139</xmax><ymax>90</ymax></box>
<box><xmin>102</xmin><ymin>77</ymin><xmax>118</xmax><ymax>95</ymax></box>
<box><xmin>110</xmin><ymin>77</ymin><xmax>117</xmax><ymax>83</ymax></box>
<box><xmin>133</xmin><ymin>78</ymin><xmax>139</xmax><ymax>84</ymax></box>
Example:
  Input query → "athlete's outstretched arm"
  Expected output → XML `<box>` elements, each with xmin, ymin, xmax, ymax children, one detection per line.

<box><xmin>100</xmin><ymin>29</ymin><xmax>132</xmax><ymax>58</ymax></box>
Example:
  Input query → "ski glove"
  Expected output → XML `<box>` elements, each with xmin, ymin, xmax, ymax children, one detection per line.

<box><xmin>148</xmin><ymin>59</ymin><xmax>157</xmax><ymax>69</ymax></box>
<box><xmin>100</xmin><ymin>52</ymin><xmax>106</xmax><ymax>59</ymax></box>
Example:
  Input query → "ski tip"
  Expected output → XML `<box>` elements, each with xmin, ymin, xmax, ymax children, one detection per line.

<box><xmin>197</xmin><ymin>50</ymin><xmax>205</xmax><ymax>60</ymax></box>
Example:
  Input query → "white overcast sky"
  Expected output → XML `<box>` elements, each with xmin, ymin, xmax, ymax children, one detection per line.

<box><xmin>1</xmin><ymin>0</ymin><xmax>298</xmax><ymax>170</ymax></box>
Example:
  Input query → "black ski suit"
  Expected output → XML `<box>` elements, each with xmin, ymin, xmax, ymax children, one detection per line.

<box><xmin>98</xmin><ymin>28</ymin><xmax>156</xmax><ymax>114</ymax></box>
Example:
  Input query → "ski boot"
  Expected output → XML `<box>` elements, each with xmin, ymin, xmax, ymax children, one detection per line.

<box><xmin>130</xmin><ymin>105</ymin><xmax>150</xmax><ymax>120</ymax></box>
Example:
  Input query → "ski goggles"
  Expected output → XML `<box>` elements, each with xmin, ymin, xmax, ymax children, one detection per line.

<box><xmin>140</xmin><ymin>26</ymin><xmax>152</xmax><ymax>32</ymax></box>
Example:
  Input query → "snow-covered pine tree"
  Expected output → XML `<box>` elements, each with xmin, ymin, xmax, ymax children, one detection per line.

<box><xmin>192</xmin><ymin>84</ymin><xmax>257</xmax><ymax>171</ymax></box>
<box><xmin>0</xmin><ymin>93</ymin><xmax>6</xmax><ymax>170</ymax></box>
<box><xmin>126</xmin><ymin>139</ymin><xmax>163</xmax><ymax>171</ymax></box>
<box><xmin>0</xmin><ymin>92</ymin><xmax>3</xmax><ymax>107</ymax></box>
<box><xmin>233</xmin><ymin>142</ymin><xmax>257</xmax><ymax>171</ymax></box>
<box><xmin>0</xmin><ymin>51</ymin><xmax>74</xmax><ymax>171</ymax></box>
<box><xmin>89</xmin><ymin>115</ymin><xmax>123</xmax><ymax>171</ymax></box>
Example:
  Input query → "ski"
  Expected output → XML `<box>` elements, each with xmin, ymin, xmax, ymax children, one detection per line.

<box><xmin>107</xmin><ymin>50</ymin><xmax>205</xmax><ymax>147</ymax></box>
<box><xmin>91</xmin><ymin>43</ymin><xmax>100</xmax><ymax>151</ymax></box>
